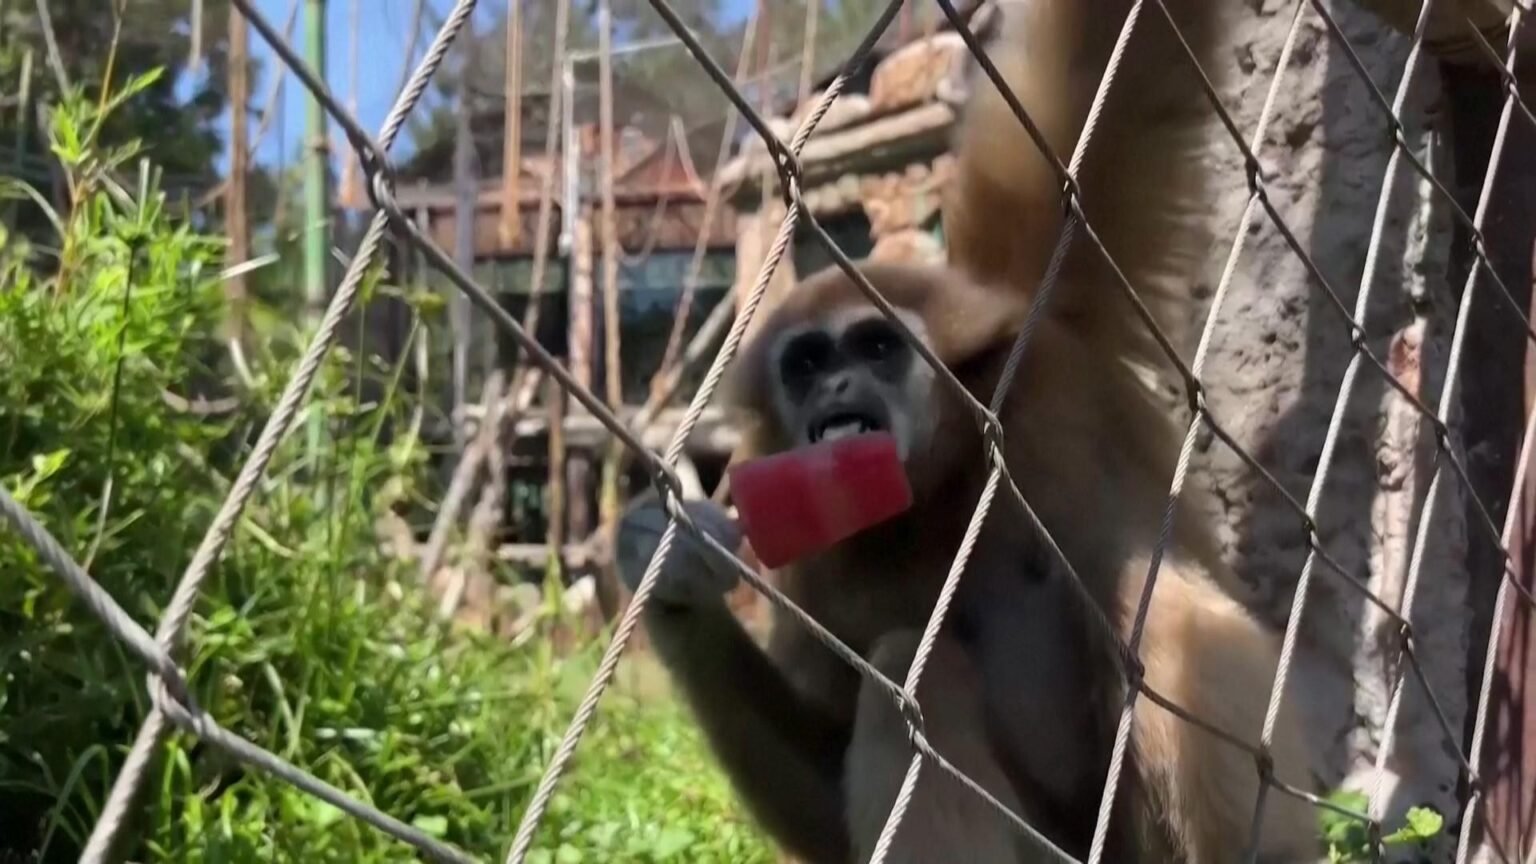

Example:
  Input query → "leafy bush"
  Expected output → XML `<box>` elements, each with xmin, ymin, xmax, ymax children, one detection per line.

<box><xmin>0</xmin><ymin>74</ymin><xmax>772</xmax><ymax>863</ymax></box>
<box><xmin>1318</xmin><ymin>790</ymin><xmax>1443</xmax><ymax>863</ymax></box>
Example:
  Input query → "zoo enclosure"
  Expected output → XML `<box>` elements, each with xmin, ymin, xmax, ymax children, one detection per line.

<box><xmin>1</xmin><ymin>0</ymin><xmax>1535</xmax><ymax>862</ymax></box>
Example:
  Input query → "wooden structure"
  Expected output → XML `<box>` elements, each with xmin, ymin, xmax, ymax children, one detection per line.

<box><xmin>390</xmin><ymin>111</ymin><xmax>739</xmax><ymax>410</ymax></box>
<box><xmin>394</xmin><ymin>132</ymin><xmax>736</xmax><ymax>266</ymax></box>
<box><xmin>717</xmin><ymin>7</ymin><xmax>987</xmax><ymax>324</ymax></box>
<box><xmin>385</xmin><ymin>115</ymin><xmax>741</xmax><ymax>572</ymax></box>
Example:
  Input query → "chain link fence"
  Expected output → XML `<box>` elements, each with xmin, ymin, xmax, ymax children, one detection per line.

<box><xmin>1</xmin><ymin>0</ymin><xmax>1534</xmax><ymax>861</ymax></box>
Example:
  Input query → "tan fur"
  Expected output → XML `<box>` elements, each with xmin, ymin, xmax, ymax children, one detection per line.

<box><xmin>711</xmin><ymin>0</ymin><xmax>1321</xmax><ymax>860</ymax></box>
<box><xmin>1124</xmin><ymin>555</ymin><xmax>1318</xmax><ymax>863</ymax></box>
<box><xmin>846</xmin><ymin>631</ymin><xmax>1037</xmax><ymax>863</ymax></box>
<box><xmin>943</xmin><ymin>0</ymin><xmax>1222</xmax><ymax>370</ymax></box>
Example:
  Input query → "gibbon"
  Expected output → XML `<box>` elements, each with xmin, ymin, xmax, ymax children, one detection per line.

<box><xmin>614</xmin><ymin>0</ymin><xmax>1319</xmax><ymax>861</ymax></box>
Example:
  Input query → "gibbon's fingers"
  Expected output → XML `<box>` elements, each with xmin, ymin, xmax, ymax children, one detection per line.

<box><xmin>615</xmin><ymin>492</ymin><xmax>741</xmax><ymax>607</ymax></box>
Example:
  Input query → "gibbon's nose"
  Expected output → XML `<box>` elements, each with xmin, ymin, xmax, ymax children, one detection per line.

<box><xmin>825</xmin><ymin>371</ymin><xmax>854</xmax><ymax>397</ymax></box>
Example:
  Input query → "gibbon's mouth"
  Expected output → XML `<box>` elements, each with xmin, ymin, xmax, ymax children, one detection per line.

<box><xmin>807</xmin><ymin>410</ymin><xmax>887</xmax><ymax>444</ymax></box>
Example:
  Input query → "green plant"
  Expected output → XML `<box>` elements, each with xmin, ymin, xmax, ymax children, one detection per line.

<box><xmin>1</xmin><ymin>73</ymin><xmax>238</xmax><ymax>861</ymax></box>
<box><xmin>1319</xmin><ymin>790</ymin><xmax>1444</xmax><ymax>863</ymax></box>
<box><xmin>1</xmin><ymin>69</ymin><xmax>772</xmax><ymax>864</ymax></box>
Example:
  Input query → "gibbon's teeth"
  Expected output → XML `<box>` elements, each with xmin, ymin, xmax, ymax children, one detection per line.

<box><xmin>821</xmin><ymin>421</ymin><xmax>863</xmax><ymax>442</ymax></box>
<box><xmin>812</xmin><ymin>415</ymin><xmax>876</xmax><ymax>443</ymax></box>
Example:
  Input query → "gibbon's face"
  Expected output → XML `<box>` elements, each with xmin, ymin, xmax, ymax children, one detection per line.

<box><xmin>764</xmin><ymin>305</ymin><xmax>937</xmax><ymax>464</ymax></box>
<box><xmin>732</xmin><ymin>261</ymin><xmax>1024</xmax><ymax>470</ymax></box>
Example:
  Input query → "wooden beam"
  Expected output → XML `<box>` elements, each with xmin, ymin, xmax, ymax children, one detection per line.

<box><xmin>566</xmin><ymin>205</ymin><xmax>596</xmax><ymax>570</ymax></box>
<box><xmin>450</xmin><ymin>48</ymin><xmax>477</xmax><ymax>454</ymax></box>
<box><xmin>717</xmin><ymin>101</ymin><xmax>957</xmax><ymax>204</ymax></box>
<box><xmin>596</xmin><ymin>0</ymin><xmax>625</xmax><ymax>622</ymax></box>
<box><xmin>410</xmin><ymin>192</ymin><xmax>736</xmax><ymax>260</ymax></box>
<box><xmin>418</xmin><ymin>373</ymin><xmax>527</xmax><ymax>584</ymax></box>
<box><xmin>546</xmin><ymin>375</ymin><xmax>568</xmax><ymax>575</ymax></box>
<box><xmin>494</xmin><ymin>543</ymin><xmax>598</xmax><ymax>569</ymax></box>
<box><xmin>498</xmin><ymin>0</ymin><xmax>524</xmax><ymax>247</ymax></box>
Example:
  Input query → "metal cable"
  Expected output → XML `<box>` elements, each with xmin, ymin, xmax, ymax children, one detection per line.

<box><xmin>1363</xmin><ymin>0</ymin><xmax>1530</xmax><ymax>838</ymax></box>
<box><xmin>1457</xmin><ymin>16</ymin><xmax>1536</xmax><ymax>864</ymax></box>
<box><xmin>1</xmin><ymin>0</ymin><xmax>1527</xmax><ymax>860</ymax></box>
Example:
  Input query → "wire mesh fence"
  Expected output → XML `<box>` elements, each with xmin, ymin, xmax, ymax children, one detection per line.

<box><xmin>0</xmin><ymin>0</ymin><xmax>1534</xmax><ymax>861</ymax></box>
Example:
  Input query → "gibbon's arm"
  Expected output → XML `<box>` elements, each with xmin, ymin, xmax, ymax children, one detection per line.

<box><xmin>944</xmin><ymin>0</ymin><xmax>1224</xmax><ymax>369</ymax></box>
<box><xmin>644</xmin><ymin>605</ymin><xmax>854</xmax><ymax>862</ymax></box>
<box><xmin>616</xmin><ymin>496</ymin><xmax>854</xmax><ymax>863</ymax></box>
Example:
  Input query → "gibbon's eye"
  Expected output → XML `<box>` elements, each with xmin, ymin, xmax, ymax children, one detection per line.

<box><xmin>845</xmin><ymin>319</ymin><xmax>904</xmax><ymax>364</ymax></box>
<box><xmin>780</xmin><ymin>332</ymin><xmax>834</xmax><ymax>383</ymax></box>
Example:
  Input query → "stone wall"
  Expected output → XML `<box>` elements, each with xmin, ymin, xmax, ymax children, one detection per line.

<box><xmin>1180</xmin><ymin>2</ymin><xmax>1465</xmax><ymax>854</ymax></box>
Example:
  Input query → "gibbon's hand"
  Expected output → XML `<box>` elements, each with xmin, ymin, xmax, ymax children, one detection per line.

<box><xmin>615</xmin><ymin>491</ymin><xmax>742</xmax><ymax>608</ymax></box>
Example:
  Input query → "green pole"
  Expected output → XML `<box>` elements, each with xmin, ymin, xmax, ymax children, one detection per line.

<box><xmin>304</xmin><ymin>0</ymin><xmax>329</xmax><ymax>311</ymax></box>
<box><xmin>304</xmin><ymin>0</ymin><xmax>329</xmax><ymax>471</ymax></box>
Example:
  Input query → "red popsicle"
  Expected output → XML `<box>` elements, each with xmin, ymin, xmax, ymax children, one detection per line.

<box><xmin>727</xmin><ymin>431</ymin><xmax>913</xmax><ymax>569</ymax></box>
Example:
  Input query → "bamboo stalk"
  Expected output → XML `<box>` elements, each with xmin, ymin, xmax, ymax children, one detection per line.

<box><xmin>226</xmin><ymin>5</ymin><xmax>250</xmax><ymax>340</ymax></box>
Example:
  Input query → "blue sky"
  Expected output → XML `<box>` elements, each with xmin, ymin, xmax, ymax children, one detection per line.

<box><xmin>239</xmin><ymin>0</ymin><xmax>458</xmax><ymax>171</ymax></box>
<box><xmin>235</xmin><ymin>0</ymin><xmax>756</xmax><ymax>174</ymax></box>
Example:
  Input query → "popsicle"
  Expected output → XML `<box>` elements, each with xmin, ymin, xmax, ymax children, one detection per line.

<box><xmin>727</xmin><ymin>431</ymin><xmax>912</xmax><ymax>569</ymax></box>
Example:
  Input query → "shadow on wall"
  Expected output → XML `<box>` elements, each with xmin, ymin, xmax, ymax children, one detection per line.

<box><xmin>1223</xmin><ymin>4</ymin><xmax>1536</xmax><ymax>855</ymax></box>
<box><xmin>1215</xmin><ymin>0</ymin><xmax>1453</xmax><ymax>845</ymax></box>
